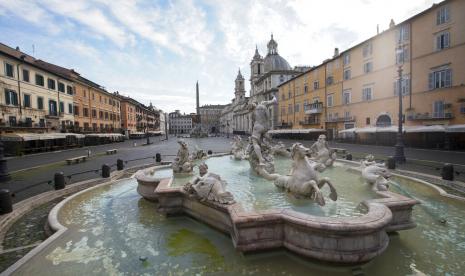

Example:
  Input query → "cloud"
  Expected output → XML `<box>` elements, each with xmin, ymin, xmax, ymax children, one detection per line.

<box><xmin>0</xmin><ymin>0</ymin><xmax>443</xmax><ymax>114</ymax></box>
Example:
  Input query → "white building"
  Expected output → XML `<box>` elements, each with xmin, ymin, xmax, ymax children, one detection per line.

<box><xmin>168</xmin><ymin>110</ymin><xmax>193</xmax><ymax>134</ymax></box>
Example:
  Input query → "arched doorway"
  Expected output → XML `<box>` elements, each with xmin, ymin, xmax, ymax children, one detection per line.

<box><xmin>376</xmin><ymin>114</ymin><xmax>392</xmax><ymax>127</ymax></box>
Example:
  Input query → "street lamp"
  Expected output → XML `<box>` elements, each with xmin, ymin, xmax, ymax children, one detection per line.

<box><xmin>394</xmin><ymin>44</ymin><xmax>406</xmax><ymax>163</ymax></box>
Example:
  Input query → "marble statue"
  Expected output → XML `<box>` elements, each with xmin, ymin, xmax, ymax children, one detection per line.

<box><xmin>184</xmin><ymin>163</ymin><xmax>235</xmax><ymax>204</ymax></box>
<box><xmin>258</xmin><ymin>143</ymin><xmax>338</xmax><ymax>206</ymax></box>
<box><xmin>231</xmin><ymin>136</ymin><xmax>246</xmax><ymax>160</ymax></box>
<box><xmin>172</xmin><ymin>140</ymin><xmax>194</xmax><ymax>173</ymax></box>
<box><xmin>270</xmin><ymin>141</ymin><xmax>291</xmax><ymax>158</ymax></box>
<box><xmin>309</xmin><ymin>134</ymin><xmax>336</xmax><ymax>170</ymax></box>
<box><xmin>247</xmin><ymin>97</ymin><xmax>277</xmax><ymax>174</ymax></box>
<box><xmin>191</xmin><ymin>145</ymin><xmax>207</xmax><ymax>160</ymax></box>
<box><xmin>361</xmin><ymin>155</ymin><xmax>391</xmax><ymax>191</ymax></box>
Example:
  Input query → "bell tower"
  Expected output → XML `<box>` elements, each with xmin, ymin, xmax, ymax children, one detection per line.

<box><xmin>234</xmin><ymin>69</ymin><xmax>245</xmax><ymax>103</ymax></box>
<box><xmin>250</xmin><ymin>45</ymin><xmax>263</xmax><ymax>97</ymax></box>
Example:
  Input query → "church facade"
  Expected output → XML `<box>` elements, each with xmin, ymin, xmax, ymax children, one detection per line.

<box><xmin>220</xmin><ymin>35</ymin><xmax>309</xmax><ymax>135</ymax></box>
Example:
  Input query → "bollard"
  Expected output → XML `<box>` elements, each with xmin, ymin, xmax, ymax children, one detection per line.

<box><xmin>102</xmin><ymin>164</ymin><xmax>111</xmax><ymax>178</ymax></box>
<box><xmin>345</xmin><ymin>153</ymin><xmax>352</xmax><ymax>161</ymax></box>
<box><xmin>54</xmin><ymin>172</ymin><xmax>65</xmax><ymax>190</ymax></box>
<box><xmin>386</xmin><ymin>157</ymin><xmax>396</xmax><ymax>170</ymax></box>
<box><xmin>207</xmin><ymin>150</ymin><xmax>213</xmax><ymax>155</ymax></box>
<box><xmin>155</xmin><ymin>153</ymin><xmax>162</xmax><ymax>163</ymax></box>
<box><xmin>441</xmin><ymin>163</ymin><xmax>454</xmax><ymax>181</ymax></box>
<box><xmin>0</xmin><ymin>189</ymin><xmax>13</xmax><ymax>214</ymax></box>
<box><xmin>117</xmin><ymin>159</ymin><xmax>124</xmax><ymax>171</ymax></box>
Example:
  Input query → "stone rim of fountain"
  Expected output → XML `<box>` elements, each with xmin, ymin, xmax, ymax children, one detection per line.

<box><xmin>152</xmin><ymin>154</ymin><xmax>419</xmax><ymax>264</ymax></box>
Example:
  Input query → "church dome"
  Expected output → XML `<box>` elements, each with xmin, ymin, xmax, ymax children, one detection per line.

<box><xmin>263</xmin><ymin>34</ymin><xmax>291</xmax><ymax>72</ymax></box>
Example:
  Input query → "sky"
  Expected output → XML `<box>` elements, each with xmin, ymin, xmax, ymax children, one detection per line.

<box><xmin>0</xmin><ymin>0</ymin><xmax>441</xmax><ymax>113</ymax></box>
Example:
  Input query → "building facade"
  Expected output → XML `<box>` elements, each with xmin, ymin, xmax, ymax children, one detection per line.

<box><xmin>118</xmin><ymin>95</ymin><xmax>138</xmax><ymax>135</ymax></box>
<box><xmin>169</xmin><ymin>110</ymin><xmax>193</xmax><ymax>134</ymax></box>
<box><xmin>199</xmin><ymin>104</ymin><xmax>226</xmax><ymax>134</ymax></box>
<box><xmin>278</xmin><ymin>0</ymin><xmax>465</xmax><ymax>147</ymax></box>
<box><xmin>0</xmin><ymin>44</ymin><xmax>75</xmax><ymax>132</ymax></box>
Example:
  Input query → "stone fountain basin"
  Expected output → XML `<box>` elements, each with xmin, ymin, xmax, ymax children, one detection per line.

<box><xmin>154</xmin><ymin>175</ymin><xmax>418</xmax><ymax>264</ymax></box>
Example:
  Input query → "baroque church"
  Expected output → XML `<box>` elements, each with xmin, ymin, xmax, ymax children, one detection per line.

<box><xmin>220</xmin><ymin>34</ymin><xmax>308</xmax><ymax>135</ymax></box>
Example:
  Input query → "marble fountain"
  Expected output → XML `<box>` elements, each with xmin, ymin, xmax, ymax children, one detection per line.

<box><xmin>5</xmin><ymin>98</ymin><xmax>465</xmax><ymax>275</ymax></box>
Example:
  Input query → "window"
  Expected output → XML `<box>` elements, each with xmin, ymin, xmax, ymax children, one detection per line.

<box><xmin>363</xmin><ymin>62</ymin><xmax>373</xmax><ymax>74</ymax></box>
<box><xmin>362</xmin><ymin>42</ymin><xmax>372</xmax><ymax>58</ymax></box>
<box><xmin>74</xmin><ymin>106</ymin><xmax>79</xmax><ymax>116</ymax></box>
<box><xmin>66</xmin><ymin>85</ymin><xmax>73</xmax><ymax>95</ymax></box>
<box><xmin>294</xmin><ymin>103</ymin><xmax>300</xmax><ymax>113</ymax></box>
<box><xmin>58</xmin><ymin>82</ymin><xmax>65</xmax><ymax>92</ymax></box>
<box><xmin>429</xmin><ymin>68</ymin><xmax>452</xmax><ymax>90</ymax></box>
<box><xmin>343</xmin><ymin>54</ymin><xmax>350</xmax><ymax>66</ymax></box>
<box><xmin>279</xmin><ymin>75</ymin><xmax>284</xmax><ymax>83</ymax></box>
<box><xmin>83</xmin><ymin>107</ymin><xmax>89</xmax><ymax>117</ymax></box>
<box><xmin>281</xmin><ymin>107</ymin><xmax>286</xmax><ymax>116</ymax></box>
<box><xmin>344</xmin><ymin>111</ymin><xmax>351</xmax><ymax>119</ymax></box>
<box><xmin>35</xmin><ymin>74</ymin><xmax>44</xmax><ymax>86</ymax></box>
<box><xmin>48</xmin><ymin>79</ymin><xmax>56</xmax><ymax>90</ymax></box>
<box><xmin>37</xmin><ymin>97</ymin><xmax>44</xmax><ymax>110</ymax></box>
<box><xmin>4</xmin><ymin>62</ymin><xmax>14</xmax><ymax>78</ymax></box>
<box><xmin>436</xmin><ymin>5</ymin><xmax>450</xmax><ymax>25</ymax></box>
<box><xmin>59</xmin><ymin>101</ymin><xmax>64</xmax><ymax>113</ymax></box>
<box><xmin>396</xmin><ymin>46</ymin><xmax>409</xmax><ymax>64</ymax></box>
<box><xmin>68</xmin><ymin>103</ymin><xmax>73</xmax><ymax>114</ymax></box>
<box><xmin>366</xmin><ymin>117</ymin><xmax>371</xmax><ymax>125</ymax></box>
<box><xmin>304</xmin><ymin>85</ymin><xmax>308</xmax><ymax>94</ymax></box>
<box><xmin>313</xmin><ymin>81</ymin><xmax>319</xmax><ymax>90</ymax></box>
<box><xmin>92</xmin><ymin>93</ymin><xmax>95</xmax><ymax>100</ymax></box>
<box><xmin>4</xmin><ymin>89</ymin><xmax>18</xmax><ymax>106</ymax></box>
<box><xmin>342</xmin><ymin>90</ymin><xmax>351</xmax><ymax>105</ymax></box>
<box><xmin>92</xmin><ymin>109</ymin><xmax>97</xmax><ymax>118</ymax></box>
<box><xmin>436</xmin><ymin>32</ymin><xmax>450</xmax><ymax>50</ymax></box>
<box><xmin>343</xmin><ymin>69</ymin><xmax>351</xmax><ymax>80</ymax></box>
<box><xmin>83</xmin><ymin>90</ymin><xmax>87</xmax><ymax>97</ymax></box>
<box><xmin>397</xmin><ymin>24</ymin><xmax>410</xmax><ymax>43</ymax></box>
<box><xmin>433</xmin><ymin>101</ymin><xmax>445</xmax><ymax>118</ymax></box>
<box><xmin>23</xmin><ymin>94</ymin><xmax>31</xmax><ymax>107</ymax></box>
<box><xmin>362</xmin><ymin>87</ymin><xmax>373</xmax><ymax>101</ymax></box>
<box><xmin>327</xmin><ymin>94</ymin><xmax>334</xmax><ymax>107</ymax></box>
<box><xmin>22</xmin><ymin>69</ymin><xmax>30</xmax><ymax>82</ymax></box>
<box><xmin>288</xmin><ymin>91</ymin><xmax>291</xmax><ymax>99</ymax></box>
<box><xmin>99</xmin><ymin>111</ymin><xmax>104</xmax><ymax>118</ymax></box>
<box><xmin>394</xmin><ymin>78</ymin><xmax>411</xmax><ymax>95</ymax></box>
<box><xmin>105</xmin><ymin>112</ymin><xmax>109</xmax><ymax>120</ymax></box>
<box><xmin>326</xmin><ymin>76</ymin><xmax>334</xmax><ymax>85</ymax></box>
<box><xmin>288</xmin><ymin>104</ymin><xmax>293</xmax><ymax>114</ymax></box>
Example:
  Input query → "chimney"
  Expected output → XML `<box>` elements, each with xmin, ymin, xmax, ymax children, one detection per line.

<box><xmin>15</xmin><ymin>46</ymin><xmax>20</xmax><ymax>51</ymax></box>
<box><xmin>333</xmin><ymin>48</ymin><xmax>339</xmax><ymax>58</ymax></box>
<box><xmin>389</xmin><ymin>19</ymin><xmax>395</xmax><ymax>28</ymax></box>
<box><xmin>377</xmin><ymin>24</ymin><xmax>379</xmax><ymax>34</ymax></box>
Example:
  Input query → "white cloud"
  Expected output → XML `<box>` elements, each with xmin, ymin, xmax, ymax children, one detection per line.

<box><xmin>1</xmin><ymin>0</ymin><xmax>444</xmax><ymax>114</ymax></box>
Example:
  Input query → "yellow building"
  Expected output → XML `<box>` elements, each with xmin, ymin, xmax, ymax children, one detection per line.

<box><xmin>278</xmin><ymin>0</ymin><xmax>465</xmax><ymax>148</ymax></box>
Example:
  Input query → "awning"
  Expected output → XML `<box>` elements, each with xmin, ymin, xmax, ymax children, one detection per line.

<box><xmin>446</xmin><ymin>124</ymin><xmax>465</xmax><ymax>133</ymax></box>
<box><xmin>406</xmin><ymin>125</ymin><xmax>446</xmax><ymax>133</ymax></box>
<box><xmin>268</xmin><ymin>128</ymin><xmax>326</xmax><ymax>134</ymax></box>
<box><xmin>0</xmin><ymin>132</ymin><xmax>85</xmax><ymax>141</ymax></box>
<box><xmin>85</xmin><ymin>133</ymin><xmax>124</xmax><ymax>138</ymax></box>
<box><xmin>338</xmin><ymin>128</ymin><xmax>356</xmax><ymax>134</ymax></box>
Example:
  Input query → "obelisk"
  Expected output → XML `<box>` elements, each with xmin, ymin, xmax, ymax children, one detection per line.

<box><xmin>196</xmin><ymin>81</ymin><xmax>200</xmax><ymax>116</ymax></box>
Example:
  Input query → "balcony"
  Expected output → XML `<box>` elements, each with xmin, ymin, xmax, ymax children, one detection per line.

<box><xmin>304</xmin><ymin>102</ymin><xmax>324</xmax><ymax>114</ymax></box>
<box><xmin>407</xmin><ymin>112</ymin><xmax>454</xmax><ymax>121</ymax></box>
<box><xmin>300</xmin><ymin>116</ymin><xmax>320</xmax><ymax>125</ymax></box>
<box><xmin>326</xmin><ymin>116</ymin><xmax>356</xmax><ymax>123</ymax></box>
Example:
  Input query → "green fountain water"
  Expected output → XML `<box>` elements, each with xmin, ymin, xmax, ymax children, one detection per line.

<box><xmin>13</xmin><ymin>156</ymin><xmax>465</xmax><ymax>275</ymax></box>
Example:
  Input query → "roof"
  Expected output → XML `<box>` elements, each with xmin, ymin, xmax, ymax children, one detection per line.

<box><xmin>263</xmin><ymin>53</ymin><xmax>292</xmax><ymax>72</ymax></box>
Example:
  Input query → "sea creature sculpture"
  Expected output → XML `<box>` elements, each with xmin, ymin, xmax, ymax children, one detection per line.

<box><xmin>231</xmin><ymin>135</ymin><xmax>246</xmax><ymax>160</ymax></box>
<box><xmin>361</xmin><ymin>155</ymin><xmax>391</xmax><ymax>191</ymax></box>
<box><xmin>258</xmin><ymin>143</ymin><xmax>338</xmax><ymax>206</ymax></box>
<box><xmin>172</xmin><ymin>140</ymin><xmax>193</xmax><ymax>173</ymax></box>
<box><xmin>309</xmin><ymin>134</ymin><xmax>336</xmax><ymax>170</ymax></box>
<box><xmin>184</xmin><ymin>163</ymin><xmax>235</xmax><ymax>204</ymax></box>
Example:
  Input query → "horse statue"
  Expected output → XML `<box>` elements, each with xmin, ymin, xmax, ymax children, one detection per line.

<box><xmin>258</xmin><ymin>143</ymin><xmax>338</xmax><ymax>206</ymax></box>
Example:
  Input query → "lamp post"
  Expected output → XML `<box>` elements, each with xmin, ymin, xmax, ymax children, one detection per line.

<box><xmin>394</xmin><ymin>44</ymin><xmax>406</xmax><ymax>163</ymax></box>
<box><xmin>227</xmin><ymin>121</ymin><xmax>230</xmax><ymax>138</ymax></box>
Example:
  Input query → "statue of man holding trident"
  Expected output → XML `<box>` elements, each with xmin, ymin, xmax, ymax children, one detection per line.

<box><xmin>247</xmin><ymin>96</ymin><xmax>277</xmax><ymax>174</ymax></box>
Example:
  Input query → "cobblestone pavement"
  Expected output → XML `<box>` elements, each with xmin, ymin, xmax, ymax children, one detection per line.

<box><xmin>2</xmin><ymin>135</ymin><xmax>465</xmax><ymax>202</ymax></box>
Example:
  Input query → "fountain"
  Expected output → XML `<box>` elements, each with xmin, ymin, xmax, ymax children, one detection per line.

<box><xmin>6</xmin><ymin>102</ymin><xmax>465</xmax><ymax>275</ymax></box>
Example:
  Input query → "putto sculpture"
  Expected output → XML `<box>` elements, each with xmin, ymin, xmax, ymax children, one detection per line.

<box><xmin>191</xmin><ymin>145</ymin><xmax>207</xmax><ymax>160</ymax></box>
<box><xmin>247</xmin><ymin>97</ymin><xmax>277</xmax><ymax>174</ymax></box>
<box><xmin>231</xmin><ymin>136</ymin><xmax>246</xmax><ymax>160</ymax></box>
<box><xmin>184</xmin><ymin>163</ymin><xmax>235</xmax><ymax>204</ymax></box>
<box><xmin>269</xmin><ymin>141</ymin><xmax>291</xmax><ymax>158</ymax></box>
<box><xmin>361</xmin><ymin>155</ymin><xmax>391</xmax><ymax>191</ymax></box>
<box><xmin>259</xmin><ymin>143</ymin><xmax>338</xmax><ymax>206</ymax></box>
<box><xmin>309</xmin><ymin>134</ymin><xmax>336</xmax><ymax>170</ymax></box>
<box><xmin>172</xmin><ymin>140</ymin><xmax>194</xmax><ymax>173</ymax></box>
